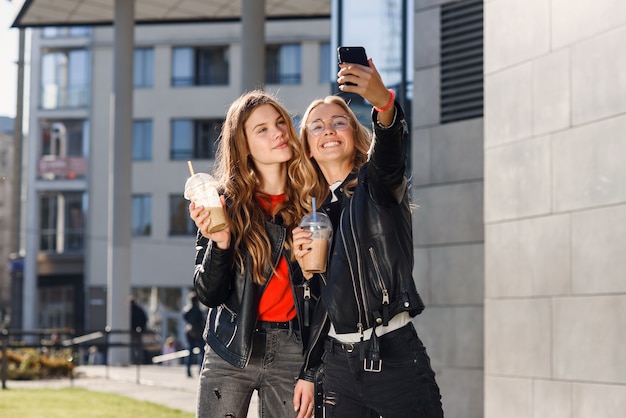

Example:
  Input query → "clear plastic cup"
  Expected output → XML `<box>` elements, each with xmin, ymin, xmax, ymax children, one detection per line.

<box><xmin>299</xmin><ymin>212</ymin><xmax>333</xmax><ymax>273</ymax></box>
<box><xmin>184</xmin><ymin>173</ymin><xmax>227</xmax><ymax>233</ymax></box>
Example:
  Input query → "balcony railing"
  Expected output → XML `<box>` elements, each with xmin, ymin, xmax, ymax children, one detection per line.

<box><xmin>38</xmin><ymin>155</ymin><xmax>87</xmax><ymax>180</ymax></box>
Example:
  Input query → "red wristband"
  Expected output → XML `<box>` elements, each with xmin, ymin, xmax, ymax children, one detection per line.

<box><xmin>373</xmin><ymin>89</ymin><xmax>395</xmax><ymax>113</ymax></box>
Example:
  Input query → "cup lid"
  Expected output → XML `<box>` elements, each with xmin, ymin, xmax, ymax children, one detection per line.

<box><xmin>184</xmin><ymin>173</ymin><xmax>218</xmax><ymax>199</ymax></box>
<box><xmin>300</xmin><ymin>211</ymin><xmax>332</xmax><ymax>229</ymax></box>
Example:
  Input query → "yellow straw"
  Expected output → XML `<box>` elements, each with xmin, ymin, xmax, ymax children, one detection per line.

<box><xmin>187</xmin><ymin>161</ymin><xmax>195</xmax><ymax>176</ymax></box>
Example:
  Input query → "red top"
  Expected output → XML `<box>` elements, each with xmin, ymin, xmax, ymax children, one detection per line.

<box><xmin>255</xmin><ymin>193</ymin><xmax>296</xmax><ymax>322</ymax></box>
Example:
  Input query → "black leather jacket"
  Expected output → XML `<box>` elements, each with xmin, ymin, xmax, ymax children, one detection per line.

<box><xmin>300</xmin><ymin>102</ymin><xmax>425</xmax><ymax>378</ymax></box>
<box><xmin>193</xmin><ymin>216</ymin><xmax>319</xmax><ymax>377</ymax></box>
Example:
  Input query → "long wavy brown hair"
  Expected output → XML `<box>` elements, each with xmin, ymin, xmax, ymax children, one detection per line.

<box><xmin>213</xmin><ymin>90</ymin><xmax>323</xmax><ymax>285</ymax></box>
<box><xmin>299</xmin><ymin>95</ymin><xmax>372</xmax><ymax>197</ymax></box>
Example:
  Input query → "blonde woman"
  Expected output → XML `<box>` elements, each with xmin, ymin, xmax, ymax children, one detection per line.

<box><xmin>293</xmin><ymin>60</ymin><xmax>443</xmax><ymax>417</ymax></box>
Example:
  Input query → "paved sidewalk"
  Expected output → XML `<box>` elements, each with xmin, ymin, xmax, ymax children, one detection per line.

<box><xmin>4</xmin><ymin>364</ymin><xmax>260</xmax><ymax>417</ymax></box>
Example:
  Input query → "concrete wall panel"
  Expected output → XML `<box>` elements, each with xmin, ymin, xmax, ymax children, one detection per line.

<box><xmin>414</xmin><ymin>181</ymin><xmax>484</xmax><ymax>246</ymax></box>
<box><xmin>484</xmin><ymin>63</ymin><xmax>533</xmax><ymax>147</ymax></box>
<box><xmin>413</xmin><ymin>67</ymin><xmax>440</xmax><ymax>127</ymax></box>
<box><xmin>532</xmin><ymin>49</ymin><xmax>571</xmax><ymax>136</ymax></box>
<box><xmin>553</xmin><ymin>296</ymin><xmax>626</xmax><ymax>384</ymax></box>
<box><xmin>485</xmin><ymin>299</ymin><xmax>551</xmax><ymax>378</ymax></box>
<box><xmin>573</xmin><ymin>382</ymin><xmax>626</xmax><ymax>418</ymax></box>
<box><xmin>572</xmin><ymin>27</ymin><xmax>626</xmax><ymax>125</ymax></box>
<box><xmin>430</xmin><ymin>244</ymin><xmax>484</xmax><ymax>305</ymax></box>
<box><xmin>411</xmin><ymin>127</ymin><xmax>432</xmax><ymax>186</ymax></box>
<box><xmin>552</xmin><ymin>115</ymin><xmax>626</xmax><ymax>212</ymax></box>
<box><xmin>414</xmin><ymin>7</ymin><xmax>440</xmax><ymax>69</ymax></box>
<box><xmin>419</xmin><ymin>305</ymin><xmax>483</xmax><ymax>369</ymax></box>
<box><xmin>485</xmin><ymin>376</ymin><xmax>532</xmax><ymax>418</ymax></box>
<box><xmin>431</xmin><ymin>119</ymin><xmax>483</xmax><ymax>184</ymax></box>
<box><xmin>552</xmin><ymin>0</ymin><xmax>626</xmax><ymax>49</ymax></box>
<box><xmin>533</xmin><ymin>380</ymin><xmax>572</xmax><ymax>418</ymax></box>
<box><xmin>484</xmin><ymin>136</ymin><xmax>551</xmax><ymax>222</ymax></box>
<box><xmin>572</xmin><ymin>206</ymin><xmax>626</xmax><ymax>294</ymax></box>
<box><xmin>485</xmin><ymin>215</ymin><xmax>571</xmax><ymax>298</ymax></box>
<box><xmin>437</xmin><ymin>369</ymin><xmax>484</xmax><ymax>418</ymax></box>
<box><xmin>484</xmin><ymin>0</ymin><xmax>550</xmax><ymax>74</ymax></box>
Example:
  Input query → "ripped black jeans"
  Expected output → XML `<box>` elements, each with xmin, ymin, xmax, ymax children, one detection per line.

<box><xmin>197</xmin><ymin>327</ymin><xmax>303</xmax><ymax>418</ymax></box>
<box><xmin>321</xmin><ymin>323</ymin><xmax>444</xmax><ymax>418</ymax></box>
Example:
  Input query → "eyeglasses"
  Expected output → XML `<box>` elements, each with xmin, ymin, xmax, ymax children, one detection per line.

<box><xmin>305</xmin><ymin>115</ymin><xmax>351</xmax><ymax>137</ymax></box>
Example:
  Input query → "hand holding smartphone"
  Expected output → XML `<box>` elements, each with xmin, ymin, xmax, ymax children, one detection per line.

<box><xmin>337</xmin><ymin>46</ymin><xmax>368</xmax><ymax>86</ymax></box>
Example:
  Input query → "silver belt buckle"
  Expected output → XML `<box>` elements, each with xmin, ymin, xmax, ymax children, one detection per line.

<box><xmin>363</xmin><ymin>358</ymin><xmax>382</xmax><ymax>372</ymax></box>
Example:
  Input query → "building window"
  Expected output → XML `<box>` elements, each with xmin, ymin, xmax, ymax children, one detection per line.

<box><xmin>133</xmin><ymin>120</ymin><xmax>153</xmax><ymax>161</ymax></box>
<box><xmin>38</xmin><ymin>119</ymin><xmax>89</xmax><ymax>180</ymax></box>
<box><xmin>172</xmin><ymin>46</ymin><xmax>229</xmax><ymax>86</ymax></box>
<box><xmin>169</xmin><ymin>195</ymin><xmax>196</xmax><ymax>236</ymax></box>
<box><xmin>42</xmin><ymin>26</ymin><xmax>91</xmax><ymax>38</ymax></box>
<box><xmin>320</xmin><ymin>42</ymin><xmax>331</xmax><ymax>83</ymax></box>
<box><xmin>40</xmin><ymin>192</ymin><xmax>86</xmax><ymax>253</ymax></box>
<box><xmin>440</xmin><ymin>0</ymin><xmax>483</xmax><ymax>123</ymax></box>
<box><xmin>132</xmin><ymin>194</ymin><xmax>152</xmax><ymax>236</ymax></box>
<box><xmin>171</xmin><ymin>119</ymin><xmax>222</xmax><ymax>160</ymax></box>
<box><xmin>39</xmin><ymin>285</ymin><xmax>75</xmax><ymax>329</ymax></box>
<box><xmin>134</xmin><ymin>48</ymin><xmax>154</xmax><ymax>88</ymax></box>
<box><xmin>41</xmin><ymin>49</ymin><xmax>91</xmax><ymax>109</ymax></box>
<box><xmin>266</xmin><ymin>44</ymin><xmax>301</xmax><ymax>84</ymax></box>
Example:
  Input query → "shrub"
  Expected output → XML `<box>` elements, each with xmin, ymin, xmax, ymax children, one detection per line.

<box><xmin>0</xmin><ymin>348</ymin><xmax>74</xmax><ymax>380</ymax></box>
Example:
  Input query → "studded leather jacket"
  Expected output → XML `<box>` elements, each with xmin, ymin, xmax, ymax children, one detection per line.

<box><xmin>299</xmin><ymin>102</ymin><xmax>425</xmax><ymax>379</ymax></box>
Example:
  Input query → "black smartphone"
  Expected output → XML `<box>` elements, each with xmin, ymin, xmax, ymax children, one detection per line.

<box><xmin>337</xmin><ymin>46</ymin><xmax>368</xmax><ymax>86</ymax></box>
<box><xmin>337</xmin><ymin>46</ymin><xmax>368</xmax><ymax>66</ymax></box>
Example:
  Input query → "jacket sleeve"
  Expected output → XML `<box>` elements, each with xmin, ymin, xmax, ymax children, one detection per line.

<box><xmin>193</xmin><ymin>229</ymin><xmax>234</xmax><ymax>308</ymax></box>
<box><xmin>366</xmin><ymin>101</ymin><xmax>408</xmax><ymax>206</ymax></box>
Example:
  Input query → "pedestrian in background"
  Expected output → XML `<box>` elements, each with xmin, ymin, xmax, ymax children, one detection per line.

<box><xmin>182</xmin><ymin>291</ymin><xmax>205</xmax><ymax>376</ymax></box>
<box><xmin>129</xmin><ymin>295</ymin><xmax>148</xmax><ymax>364</ymax></box>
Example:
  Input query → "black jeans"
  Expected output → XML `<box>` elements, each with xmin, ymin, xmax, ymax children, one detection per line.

<box><xmin>321</xmin><ymin>323</ymin><xmax>443</xmax><ymax>418</ymax></box>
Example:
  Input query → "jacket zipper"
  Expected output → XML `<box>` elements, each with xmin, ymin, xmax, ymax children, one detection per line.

<box><xmin>220</xmin><ymin>303</ymin><xmax>237</xmax><ymax>322</ymax></box>
<box><xmin>369</xmin><ymin>247</ymin><xmax>390</xmax><ymax>325</ymax></box>
<box><xmin>369</xmin><ymin>247</ymin><xmax>390</xmax><ymax>306</ymax></box>
<box><xmin>346</xmin><ymin>196</ymin><xmax>370</xmax><ymax>330</ymax></box>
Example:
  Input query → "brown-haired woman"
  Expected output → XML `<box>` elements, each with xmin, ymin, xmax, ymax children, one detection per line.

<box><xmin>190</xmin><ymin>90</ymin><xmax>323</xmax><ymax>418</ymax></box>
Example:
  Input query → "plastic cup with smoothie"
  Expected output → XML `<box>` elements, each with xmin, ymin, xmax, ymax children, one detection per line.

<box><xmin>184</xmin><ymin>162</ymin><xmax>227</xmax><ymax>233</ymax></box>
<box><xmin>299</xmin><ymin>205</ymin><xmax>332</xmax><ymax>274</ymax></box>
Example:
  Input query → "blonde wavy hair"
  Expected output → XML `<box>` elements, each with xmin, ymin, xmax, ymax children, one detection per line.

<box><xmin>299</xmin><ymin>95</ymin><xmax>373</xmax><ymax>197</ymax></box>
<box><xmin>213</xmin><ymin>90</ymin><xmax>322</xmax><ymax>285</ymax></box>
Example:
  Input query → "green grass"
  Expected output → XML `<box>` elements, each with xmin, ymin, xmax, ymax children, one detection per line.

<box><xmin>0</xmin><ymin>387</ymin><xmax>194</xmax><ymax>418</ymax></box>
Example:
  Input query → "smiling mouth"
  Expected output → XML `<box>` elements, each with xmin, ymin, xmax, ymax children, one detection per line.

<box><xmin>321</xmin><ymin>141</ymin><xmax>341</xmax><ymax>148</ymax></box>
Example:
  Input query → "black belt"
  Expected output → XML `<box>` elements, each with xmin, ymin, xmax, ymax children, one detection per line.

<box><xmin>323</xmin><ymin>323</ymin><xmax>414</xmax><ymax>371</ymax></box>
<box><xmin>325</xmin><ymin>338</ymin><xmax>364</xmax><ymax>354</ymax></box>
<box><xmin>324</xmin><ymin>337</ymin><xmax>381</xmax><ymax>372</ymax></box>
<box><xmin>255</xmin><ymin>319</ymin><xmax>299</xmax><ymax>332</ymax></box>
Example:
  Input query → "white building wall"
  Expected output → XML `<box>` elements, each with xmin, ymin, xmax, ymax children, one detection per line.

<box><xmin>484</xmin><ymin>0</ymin><xmax>626</xmax><ymax>417</ymax></box>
